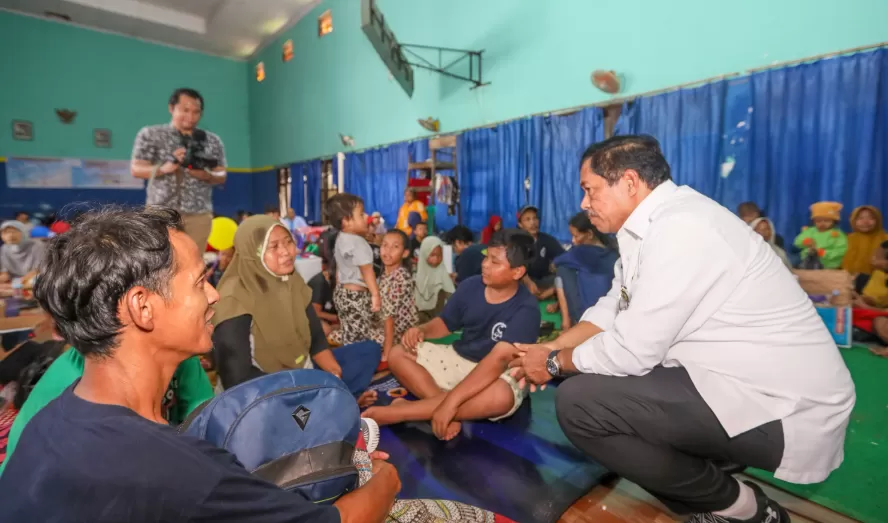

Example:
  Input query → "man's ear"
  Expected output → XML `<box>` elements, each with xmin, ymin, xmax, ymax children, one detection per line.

<box><xmin>511</xmin><ymin>266</ymin><xmax>527</xmax><ymax>281</ymax></box>
<box><xmin>623</xmin><ymin>169</ymin><xmax>642</xmax><ymax>196</ymax></box>
<box><xmin>123</xmin><ymin>286</ymin><xmax>156</xmax><ymax>332</ymax></box>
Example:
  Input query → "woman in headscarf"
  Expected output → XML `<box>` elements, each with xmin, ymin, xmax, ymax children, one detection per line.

<box><xmin>211</xmin><ymin>215</ymin><xmax>380</xmax><ymax>404</ymax></box>
<box><xmin>480</xmin><ymin>215</ymin><xmax>502</xmax><ymax>245</ymax></box>
<box><xmin>750</xmin><ymin>217</ymin><xmax>791</xmax><ymax>269</ymax></box>
<box><xmin>842</xmin><ymin>205</ymin><xmax>888</xmax><ymax>291</ymax></box>
<box><xmin>0</xmin><ymin>220</ymin><xmax>46</xmax><ymax>284</ymax></box>
<box><xmin>414</xmin><ymin>236</ymin><xmax>455</xmax><ymax>323</ymax></box>
<box><xmin>395</xmin><ymin>188</ymin><xmax>427</xmax><ymax>235</ymax></box>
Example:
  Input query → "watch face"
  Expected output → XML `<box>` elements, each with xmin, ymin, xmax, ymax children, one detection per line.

<box><xmin>546</xmin><ymin>357</ymin><xmax>558</xmax><ymax>376</ymax></box>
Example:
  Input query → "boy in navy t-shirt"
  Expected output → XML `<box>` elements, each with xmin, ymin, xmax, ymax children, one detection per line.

<box><xmin>445</xmin><ymin>224</ymin><xmax>486</xmax><ymax>284</ymax></box>
<box><xmin>363</xmin><ymin>229</ymin><xmax>541</xmax><ymax>440</ymax></box>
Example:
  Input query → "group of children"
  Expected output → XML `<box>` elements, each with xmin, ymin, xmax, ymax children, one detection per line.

<box><xmin>740</xmin><ymin>200</ymin><xmax>888</xmax><ymax>353</ymax></box>
<box><xmin>317</xmin><ymin>194</ymin><xmax>454</xmax><ymax>363</ymax></box>
<box><xmin>311</xmin><ymin>192</ymin><xmax>547</xmax><ymax>434</ymax></box>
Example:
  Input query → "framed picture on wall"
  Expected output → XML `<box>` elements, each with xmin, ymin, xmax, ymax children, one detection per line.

<box><xmin>94</xmin><ymin>128</ymin><xmax>112</xmax><ymax>148</ymax></box>
<box><xmin>12</xmin><ymin>120</ymin><xmax>33</xmax><ymax>141</ymax></box>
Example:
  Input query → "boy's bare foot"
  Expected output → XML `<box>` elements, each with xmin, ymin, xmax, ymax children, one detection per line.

<box><xmin>869</xmin><ymin>346</ymin><xmax>888</xmax><ymax>358</ymax></box>
<box><xmin>357</xmin><ymin>390</ymin><xmax>378</xmax><ymax>408</ymax></box>
<box><xmin>442</xmin><ymin>421</ymin><xmax>461</xmax><ymax>441</ymax></box>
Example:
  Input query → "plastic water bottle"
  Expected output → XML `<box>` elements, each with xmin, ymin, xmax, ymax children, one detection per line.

<box><xmin>5</xmin><ymin>279</ymin><xmax>22</xmax><ymax>317</ymax></box>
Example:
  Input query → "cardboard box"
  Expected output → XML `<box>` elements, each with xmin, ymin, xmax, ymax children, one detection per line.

<box><xmin>815</xmin><ymin>306</ymin><xmax>852</xmax><ymax>348</ymax></box>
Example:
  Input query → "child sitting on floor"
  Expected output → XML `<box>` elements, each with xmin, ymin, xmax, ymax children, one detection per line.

<box><xmin>409</xmin><ymin>221</ymin><xmax>429</xmax><ymax>261</ymax></box>
<box><xmin>414</xmin><ymin>236</ymin><xmax>455</xmax><ymax>323</ymax></box>
<box><xmin>363</xmin><ymin>229</ymin><xmax>541</xmax><ymax>441</ymax></box>
<box><xmin>794</xmin><ymin>201</ymin><xmax>848</xmax><ymax>269</ymax></box>
<box><xmin>842</xmin><ymin>205</ymin><xmax>888</xmax><ymax>292</ymax></box>
<box><xmin>517</xmin><ymin>205</ymin><xmax>565</xmax><ymax>300</ymax></box>
<box><xmin>327</xmin><ymin>193</ymin><xmax>384</xmax><ymax>345</ymax></box>
<box><xmin>308</xmin><ymin>231</ymin><xmax>339</xmax><ymax>338</ymax></box>
<box><xmin>378</xmin><ymin>230</ymin><xmax>419</xmax><ymax>362</ymax></box>
<box><xmin>851</xmin><ymin>242</ymin><xmax>888</xmax><ymax>357</ymax></box>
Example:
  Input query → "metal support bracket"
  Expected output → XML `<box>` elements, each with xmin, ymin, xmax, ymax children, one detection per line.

<box><xmin>398</xmin><ymin>44</ymin><xmax>490</xmax><ymax>89</ymax></box>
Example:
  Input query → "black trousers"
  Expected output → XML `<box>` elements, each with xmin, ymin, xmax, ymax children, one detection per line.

<box><xmin>556</xmin><ymin>366</ymin><xmax>785</xmax><ymax>515</ymax></box>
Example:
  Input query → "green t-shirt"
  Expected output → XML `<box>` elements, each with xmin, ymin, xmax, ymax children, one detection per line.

<box><xmin>0</xmin><ymin>349</ymin><xmax>213</xmax><ymax>475</ymax></box>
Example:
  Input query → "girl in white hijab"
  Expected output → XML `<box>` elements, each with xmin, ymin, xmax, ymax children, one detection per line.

<box><xmin>750</xmin><ymin>217</ymin><xmax>791</xmax><ymax>268</ymax></box>
<box><xmin>414</xmin><ymin>236</ymin><xmax>455</xmax><ymax>322</ymax></box>
<box><xmin>0</xmin><ymin>220</ymin><xmax>46</xmax><ymax>283</ymax></box>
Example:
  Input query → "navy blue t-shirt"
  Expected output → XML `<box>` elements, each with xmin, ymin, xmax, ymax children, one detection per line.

<box><xmin>527</xmin><ymin>232</ymin><xmax>565</xmax><ymax>281</ymax></box>
<box><xmin>0</xmin><ymin>385</ymin><xmax>341</xmax><ymax>523</ymax></box>
<box><xmin>440</xmin><ymin>276</ymin><xmax>541</xmax><ymax>362</ymax></box>
<box><xmin>454</xmin><ymin>243</ymin><xmax>486</xmax><ymax>284</ymax></box>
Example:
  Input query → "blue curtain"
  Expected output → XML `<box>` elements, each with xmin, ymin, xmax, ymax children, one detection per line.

<box><xmin>305</xmin><ymin>159</ymin><xmax>322</xmax><ymax>223</ymax></box>
<box><xmin>529</xmin><ymin>107</ymin><xmax>605</xmax><ymax>242</ymax></box>
<box><xmin>249</xmin><ymin>169</ymin><xmax>279</xmax><ymax>216</ymax></box>
<box><xmin>458</xmin><ymin>119</ymin><xmax>531</xmax><ymax>232</ymax></box>
<box><xmin>617</xmin><ymin>81</ymin><xmax>727</xmax><ymax>201</ymax></box>
<box><xmin>344</xmin><ymin>143</ymin><xmax>408</xmax><ymax>228</ymax></box>
<box><xmin>740</xmin><ymin>48</ymin><xmax>888</xmax><ymax>241</ymax></box>
<box><xmin>289</xmin><ymin>161</ymin><xmax>309</xmax><ymax>218</ymax></box>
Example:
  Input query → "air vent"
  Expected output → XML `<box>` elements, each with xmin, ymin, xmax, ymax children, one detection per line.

<box><xmin>44</xmin><ymin>11</ymin><xmax>72</xmax><ymax>22</ymax></box>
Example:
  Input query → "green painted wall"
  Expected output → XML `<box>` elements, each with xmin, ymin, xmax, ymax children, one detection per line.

<box><xmin>249</xmin><ymin>0</ymin><xmax>888</xmax><ymax>167</ymax></box>
<box><xmin>0</xmin><ymin>11</ymin><xmax>251</xmax><ymax>168</ymax></box>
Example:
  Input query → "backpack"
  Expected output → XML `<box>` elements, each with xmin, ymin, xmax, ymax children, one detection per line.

<box><xmin>179</xmin><ymin>369</ymin><xmax>361</xmax><ymax>504</ymax></box>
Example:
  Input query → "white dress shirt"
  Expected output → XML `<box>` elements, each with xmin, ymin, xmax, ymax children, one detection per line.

<box><xmin>575</xmin><ymin>180</ymin><xmax>855</xmax><ymax>484</ymax></box>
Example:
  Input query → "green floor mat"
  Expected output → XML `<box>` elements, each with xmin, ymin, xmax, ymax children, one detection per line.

<box><xmin>747</xmin><ymin>345</ymin><xmax>888</xmax><ymax>522</ymax></box>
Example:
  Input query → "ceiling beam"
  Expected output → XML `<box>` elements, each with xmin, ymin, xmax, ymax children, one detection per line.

<box><xmin>63</xmin><ymin>0</ymin><xmax>207</xmax><ymax>34</ymax></box>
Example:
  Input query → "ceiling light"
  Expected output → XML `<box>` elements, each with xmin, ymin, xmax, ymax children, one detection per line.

<box><xmin>262</xmin><ymin>16</ymin><xmax>289</xmax><ymax>35</ymax></box>
<box><xmin>64</xmin><ymin>0</ymin><xmax>206</xmax><ymax>34</ymax></box>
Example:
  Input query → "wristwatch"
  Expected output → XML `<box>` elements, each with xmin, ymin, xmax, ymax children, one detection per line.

<box><xmin>546</xmin><ymin>349</ymin><xmax>562</xmax><ymax>378</ymax></box>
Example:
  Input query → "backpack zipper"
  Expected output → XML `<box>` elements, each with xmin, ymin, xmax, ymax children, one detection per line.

<box><xmin>279</xmin><ymin>465</ymin><xmax>358</xmax><ymax>491</ymax></box>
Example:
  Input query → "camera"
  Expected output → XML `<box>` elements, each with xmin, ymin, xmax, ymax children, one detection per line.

<box><xmin>180</xmin><ymin>130</ymin><xmax>218</xmax><ymax>171</ymax></box>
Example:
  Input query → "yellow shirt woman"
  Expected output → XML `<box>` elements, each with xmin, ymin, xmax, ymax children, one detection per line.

<box><xmin>396</xmin><ymin>190</ymin><xmax>427</xmax><ymax>235</ymax></box>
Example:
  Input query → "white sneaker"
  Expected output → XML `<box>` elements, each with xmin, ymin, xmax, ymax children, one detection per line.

<box><xmin>360</xmin><ymin>417</ymin><xmax>380</xmax><ymax>454</ymax></box>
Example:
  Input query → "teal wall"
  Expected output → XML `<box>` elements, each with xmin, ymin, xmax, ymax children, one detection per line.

<box><xmin>249</xmin><ymin>0</ymin><xmax>888</xmax><ymax>167</ymax></box>
<box><xmin>0</xmin><ymin>11</ymin><xmax>251</xmax><ymax>168</ymax></box>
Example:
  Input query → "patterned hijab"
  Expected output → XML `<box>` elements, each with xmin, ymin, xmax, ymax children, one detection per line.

<box><xmin>213</xmin><ymin>216</ymin><xmax>313</xmax><ymax>373</ymax></box>
<box><xmin>0</xmin><ymin>220</ymin><xmax>44</xmax><ymax>279</ymax></box>
<box><xmin>414</xmin><ymin>236</ymin><xmax>455</xmax><ymax>311</ymax></box>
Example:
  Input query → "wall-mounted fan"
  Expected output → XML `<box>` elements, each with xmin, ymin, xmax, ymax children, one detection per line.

<box><xmin>339</xmin><ymin>133</ymin><xmax>355</xmax><ymax>147</ymax></box>
<box><xmin>591</xmin><ymin>70</ymin><xmax>622</xmax><ymax>94</ymax></box>
<box><xmin>418</xmin><ymin>117</ymin><xmax>440</xmax><ymax>133</ymax></box>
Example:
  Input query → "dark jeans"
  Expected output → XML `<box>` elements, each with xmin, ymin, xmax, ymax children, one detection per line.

<box><xmin>556</xmin><ymin>366</ymin><xmax>784</xmax><ymax>514</ymax></box>
<box><xmin>328</xmin><ymin>341</ymin><xmax>381</xmax><ymax>396</ymax></box>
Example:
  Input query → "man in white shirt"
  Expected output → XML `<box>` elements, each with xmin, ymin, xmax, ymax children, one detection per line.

<box><xmin>510</xmin><ymin>135</ymin><xmax>855</xmax><ymax>523</ymax></box>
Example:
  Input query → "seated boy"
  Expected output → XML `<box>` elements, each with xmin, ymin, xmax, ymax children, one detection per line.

<box><xmin>446</xmin><ymin>224</ymin><xmax>486</xmax><ymax>285</ymax></box>
<box><xmin>852</xmin><ymin>241</ymin><xmax>888</xmax><ymax>356</ymax></box>
<box><xmin>516</xmin><ymin>205</ymin><xmax>565</xmax><ymax>300</ymax></box>
<box><xmin>363</xmin><ymin>229</ymin><xmax>541</xmax><ymax>440</ymax></box>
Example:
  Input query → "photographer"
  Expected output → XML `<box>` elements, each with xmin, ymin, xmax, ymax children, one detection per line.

<box><xmin>131</xmin><ymin>88</ymin><xmax>227</xmax><ymax>250</ymax></box>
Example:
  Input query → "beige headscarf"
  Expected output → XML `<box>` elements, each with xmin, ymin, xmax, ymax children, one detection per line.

<box><xmin>414</xmin><ymin>236</ymin><xmax>455</xmax><ymax>311</ymax></box>
<box><xmin>213</xmin><ymin>215</ymin><xmax>313</xmax><ymax>373</ymax></box>
<box><xmin>750</xmin><ymin>217</ymin><xmax>791</xmax><ymax>269</ymax></box>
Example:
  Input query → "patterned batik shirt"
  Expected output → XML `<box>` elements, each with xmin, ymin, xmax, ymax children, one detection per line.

<box><xmin>131</xmin><ymin>123</ymin><xmax>227</xmax><ymax>214</ymax></box>
<box><xmin>379</xmin><ymin>266</ymin><xmax>419</xmax><ymax>340</ymax></box>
